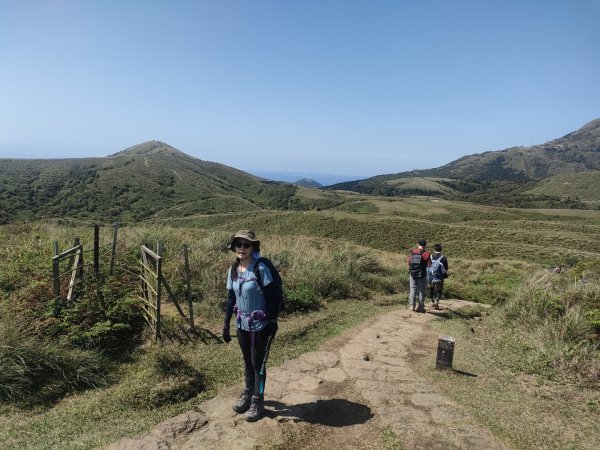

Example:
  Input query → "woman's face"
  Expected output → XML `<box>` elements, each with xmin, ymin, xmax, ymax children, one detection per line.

<box><xmin>233</xmin><ymin>239</ymin><xmax>254</xmax><ymax>260</ymax></box>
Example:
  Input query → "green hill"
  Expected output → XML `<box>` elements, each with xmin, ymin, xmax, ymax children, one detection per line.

<box><xmin>328</xmin><ymin>119</ymin><xmax>600</xmax><ymax>208</ymax></box>
<box><xmin>435</xmin><ymin>118</ymin><xmax>600</xmax><ymax>181</ymax></box>
<box><xmin>0</xmin><ymin>141</ymin><xmax>297</xmax><ymax>223</ymax></box>
<box><xmin>524</xmin><ymin>171</ymin><xmax>600</xmax><ymax>203</ymax></box>
<box><xmin>294</xmin><ymin>178</ymin><xmax>323</xmax><ymax>188</ymax></box>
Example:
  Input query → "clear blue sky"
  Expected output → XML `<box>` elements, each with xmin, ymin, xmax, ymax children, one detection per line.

<box><xmin>1</xmin><ymin>0</ymin><xmax>599</xmax><ymax>177</ymax></box>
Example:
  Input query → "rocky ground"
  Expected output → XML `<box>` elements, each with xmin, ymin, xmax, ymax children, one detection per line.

<box><xmin>106</xmin><ymin>300</ymin><xmax>510</xmax><ymax>450</ymax></box>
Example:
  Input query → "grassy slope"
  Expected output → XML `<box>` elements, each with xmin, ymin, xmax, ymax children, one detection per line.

<box><xmin>158</xmin><ymin>197</ymin><xmax>600</xmax><ymax>265</ymax></box>
<box><xmin>0</xmin><ymin>300</ymin><xmax>397</xmax><ymax>449</ymax></box>
<box><xmin>416</xmin><ymin>309</ymin><xmax>599</xmax><ymax>450</ymax></box>
<box><xmin>0</xmin><ymin>198</ymin><xmax>599</xmax><ymax>449</ymax></box>
<box><xmin>325</xmin><ymin>120</ymin><xmax>600</xmax><ymax>208</ymax></box>
<box><xmin>0</xmin><ymin>146</ymin><xmax>297</xmax><ymax>222</ymax></box>
<box><xmin>524</xmin><ymin>171</ymin><xmax>600</xmax><ymax>202</ymax></box>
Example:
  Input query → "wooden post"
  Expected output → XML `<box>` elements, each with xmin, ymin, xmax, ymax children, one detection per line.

<box><xmin>156</xmin><ymin>250</ymin><xmax>162</xmax><ymax>342</ymax></box>
<box><xmin>109</xmin><ymin>222</ymin><xmax>119</xmax><ymax>275</ymax></box>
<box><xmin>75</xmin><ymin>236</ymin><xmax>83</xmax><ymax>278</ymax></box>
<box><xmin>66</xmin><ymin>237</ymin><xmax>82</xmax><ymax>301</ymax></box>
<box><xmin>52</xmin><ymin>256</ymin><xmax>60</xmax><ymax>317</ymax></box>
<box><xmin>183</xmin><ymin>244</ymin><xmax>194</xmax><ymax>329</ymax></box>
<box><xmin>94</xmin><ymin>224</ymin><xmax>100</xmax><ymax>275</ymax></box>
<box><xmin>53</xmin><ymin>240</ymin><xmax>60</xmax><ymax>316</ymax></box>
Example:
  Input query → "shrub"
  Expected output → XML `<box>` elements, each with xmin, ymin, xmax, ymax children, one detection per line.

<box><xmin>499</xmin><ymin>267</ymin><xmax>600</xmax><ymax>384</ymax></box>
<box><xmin>43</xmin><ymin>276</ymin><xmax>144</xmax><ymax>352</ymax></box>
<box><xmin>116</xmin><ymin>348</ymin><xmax>205</xmax><ymax>409</ymax></box>
<box><xmin>586</xmin><ymin>309</ymin><xmax>600</xmax><ymax>334</ymax></box>
<box><xmin>285</xmin><ymin>284</ymin><xmax>320</xmax><ymax>312</ymax></box>
<box><xmin>0</xmin><ymin>312</ymin><xmax>110</xmax><ymax>403</ymax></box>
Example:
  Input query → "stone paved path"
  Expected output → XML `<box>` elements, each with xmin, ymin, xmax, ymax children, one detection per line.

<box><xmin>106</xmin><ymin>300</ymin><xmax>511</xmax><ymax>450</ymax></box>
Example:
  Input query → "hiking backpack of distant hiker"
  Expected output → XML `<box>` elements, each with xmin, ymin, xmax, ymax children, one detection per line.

<box><xmin>253</xmin><ymin>257</ymin><xmax>285</xmax><ymax>318</ymax></box>
<box><xmin>409</xmin><ymin>250</ymin><xmax>427</xmax><ymax>279</ymax></box>
<box><xmin>427</xmin><ymin>256</ymin><xmax>446</xmax><ymax>283</ymax></box>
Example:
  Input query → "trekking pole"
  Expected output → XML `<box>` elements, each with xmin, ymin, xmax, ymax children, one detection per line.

<box><xmin>257</xmin><ymin>332</ymin><xmax>275</xmax><ymax>395</ymax></box>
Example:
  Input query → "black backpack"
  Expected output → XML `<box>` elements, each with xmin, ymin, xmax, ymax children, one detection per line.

<box><xmin>409</xmin><ymin>250</ymin><xmax>427</xmax><ymax>279</ymax></box>
<box><xmin>253</xmin><ymin>257</ymin><xmax>285</xmax><ymax>317</ymax></box>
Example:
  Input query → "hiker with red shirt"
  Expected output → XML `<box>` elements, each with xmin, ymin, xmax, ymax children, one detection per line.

<box><xmin>407</xmin><ymin>239</ymin><xmax>431</xmax><ymax>313</ymax></box>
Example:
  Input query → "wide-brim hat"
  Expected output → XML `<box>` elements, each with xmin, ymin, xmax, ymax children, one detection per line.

<box><xmin>229</xmin><ymin>230</ymin><xmax>260</xmax><ymax>252</ymax></box>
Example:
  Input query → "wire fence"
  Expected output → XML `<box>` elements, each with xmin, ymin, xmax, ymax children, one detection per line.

<box><xmin>50</xmin><ymin>223</ymin><xmax>195</xmax><ymax>341</ymax></box>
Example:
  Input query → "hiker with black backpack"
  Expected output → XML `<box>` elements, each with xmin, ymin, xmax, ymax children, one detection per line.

<box><xmin>408</xmin><ymin>239</ymin><xmax>431</xmax><ymax>313</ymax></box>
<box><xmin>222</xmin><ymin>230</ymin><xmax>282</xmax><ymax>422</ymax></box>
<box><xmin>427</xmin><ymin>243</ymin><xmax>449</xmax><ymax>310</ymax></box>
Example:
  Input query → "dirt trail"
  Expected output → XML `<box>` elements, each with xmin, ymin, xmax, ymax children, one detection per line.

<box><xmin>106</xmin><ymin>300</ymin><xmax>511</xmax><ymax>450</ymax></box>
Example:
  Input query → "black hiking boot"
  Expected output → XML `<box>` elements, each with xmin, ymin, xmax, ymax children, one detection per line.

<box><xmin>244</xmin><ymin>395</ymin><xmax>265</xmax><ymax>422</ymax></box>
<box><xmin>232</xmin><ymin>389</ymin><xmax>253</xmax><ymax>413</ymax></box>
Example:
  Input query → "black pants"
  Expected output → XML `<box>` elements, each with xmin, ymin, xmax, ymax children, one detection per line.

<box><xmin>237</xmin><ymin>326</ymin><xmax>273</xmax><ymax>395</ymax></box>
<box><xmin>427</xmin><ymin>280</ymin><xmax>444</xmax><ymax>302</ymax></box>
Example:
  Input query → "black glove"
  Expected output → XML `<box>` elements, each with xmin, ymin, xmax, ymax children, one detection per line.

<box><xmin>222</xmin><ymin>326</ymin><xmax>231</xmax><ymax>343</ymax></box>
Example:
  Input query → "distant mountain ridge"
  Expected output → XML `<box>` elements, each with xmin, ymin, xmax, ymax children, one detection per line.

<box><xmin>294</xmin><ymin>178</ymin><xmax>323</xmax><ymax>188</ymax></box>
<box><xmin>249</xmin><ymin>169</ymin><xmax>364</xmax><ymax>186</ymax></box>
<box><xmin>0</xmin><ymin>141</ymin><xmax>297</xmax><ymax>223</ymax></box>
<box><xmin>328</xmin><ymin>119</ymin><xmax>600</xmax><ymax>208</ymax></box>
<box><xmin>110</xmin><ymin>140</ymin><xmax>191</xmax><ymax>158</ymax></box>
<box><xmin>2</xmin><ymin>120</ymin><xmax>598</xmax><ymax>224</ymax></box>
<box><xmin>436</xmin><ymin>118</ymin><xmax>600</xmax><ymax>181</ymax></box>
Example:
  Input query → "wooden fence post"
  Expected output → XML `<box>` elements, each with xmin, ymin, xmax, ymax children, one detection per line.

<box><xmin>52</xmin><ymin>256</ymin><xmax>60</xmax><ymax>317</ymax></box>
<box><xmin>75</xmin><ymin>236</ymin><xmax>83</xmax><ymax>278</ymax></box>
<box><xmin>109</xmin><ymin>222</ymin><xmax>119</xmax><ymax>275</ymax></box>
<box><xmin>52</xmin><ymin>240</ymin><xmax>60</xmax><ymax>316</ymax></box>
<box><xmin>183</xmin><ymin>244</ymin><xmax>194</xmax><ymax>330</ymax></box>
<box><xmin>156</xmin><ymin>246</ymin><xmax>162</xmax><ymax>342</ymax></box>
<box><xmin>94</xmin><ymin>224</ymin><xmax>100</xmax><ymax>276</ymax></box>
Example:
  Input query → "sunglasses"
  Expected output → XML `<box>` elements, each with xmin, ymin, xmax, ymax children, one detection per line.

<box><xmin>234</xmin><ymin>242</ymin><xmax>253</xmax><ymax>249</ymax></box>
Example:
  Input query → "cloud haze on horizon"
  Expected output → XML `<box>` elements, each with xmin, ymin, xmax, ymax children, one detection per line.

<box><xmin>0</xmin><ymin>0</ymin><xmax>598</xmax><ymax>177</ymax></box>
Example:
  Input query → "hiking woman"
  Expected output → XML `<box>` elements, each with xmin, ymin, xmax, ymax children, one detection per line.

<box><xmin>222</xmin><ymin>230</ymin><xmax>279</xmax><ymax>422</ymax></box>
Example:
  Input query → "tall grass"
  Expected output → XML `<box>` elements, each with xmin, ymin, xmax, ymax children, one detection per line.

<box><xmin>0</xmin><ymin>224</ymin><xmax>406</xmax><ymax>408</ymax></box>
<box><xmin>417</xmin><ymin>259</ymin><xmax>600</xmax><ymax>449</ymax></box>
<box><xmin>0</xmin><ymin>312</ymin><xmax>110</xmax><ymax>403</ymax></box>
<box><xmin>179</xmin><ymin>232</ymin><xmax>404</xmax><ymax>319</ymax></box>
<box><xmin>1</xmin><ymin>215</ymin><xmax>597</xmax><ymax>409</ymax></box>
<box><xmin>499</xmin><ymin>261</ymin><xmax>600</xmax><ymax>384</ymax></box>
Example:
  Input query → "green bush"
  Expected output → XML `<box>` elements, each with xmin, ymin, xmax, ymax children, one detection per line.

<box><xmin>586</xmin><ymin>309</ymin><xmax>600</xmax><ymax>334</ymax></box>
<box><xmin>44</xmin><ymin>277</ymin><xmax>144</xmax><ymax>352</ymax></box>
<box><xmin>500</xmin><ymin>268</ymin><xmax>600</xmax><ymax>383</ymax></box>
<box><xmin>116</xmin><ymin>349</ymin><xmax>205</xmax><ymax>410</ymax></box>
<box><xmin>0</xmin><ymin>313</ymin><xmax>110</xmax><ymax>403</ymax></box>
<box><xmin>285</xmin><ymin>284</ymin><xmax>320</xmax><ymax>312</ymax></box>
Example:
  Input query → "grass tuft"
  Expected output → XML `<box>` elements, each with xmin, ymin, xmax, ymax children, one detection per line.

<box><xmin>0</xmin><ymin>312</ymin><xmax>110</xmax><ymax>404</ymax></box>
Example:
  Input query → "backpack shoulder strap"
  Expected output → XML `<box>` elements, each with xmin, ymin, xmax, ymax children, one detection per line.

<box><xmin>253</xmin><ymin>258</ymin><xmax>265</xmax><ymax>290</ymax></box>
<box><xmin>433</xmin><ymin>255</ymin><xmax>446</xmax><ymax>272</ymax></box>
